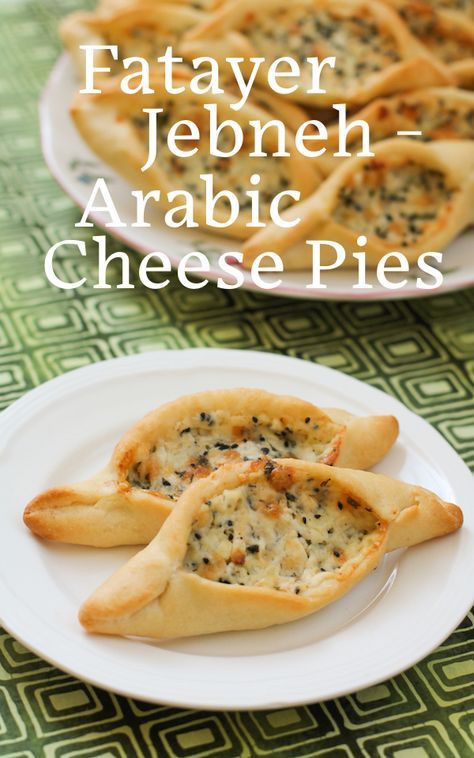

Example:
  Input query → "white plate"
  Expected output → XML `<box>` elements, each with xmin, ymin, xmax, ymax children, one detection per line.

<box><xmin>0</xmin><ymin>348</ymin><xmax>472</xmax><ymax>710</ymax></box>
<box><xmin>40</xmin><ymin>55</ymin><xmax>474</xmax><ymax>301</ymax></box>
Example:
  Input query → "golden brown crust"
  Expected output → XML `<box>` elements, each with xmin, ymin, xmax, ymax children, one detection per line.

<box><xmin>242</xmin><ymin>138</ymin><xmax>474</xmax><ymax>269</ymax></box>
<box><xmin>23</xmin><ymin>389</ymin><xmax>398</xmax><ymax>547</ymax></box>
<box><xmin>181</xmin><ymin>0</ymin><xmax>454</xmax><ymax>107</ymax></box>
<box><xmin>78</xmin><ymin>458</ymin><xmax>463</xmax><ymax>639</ymax></box>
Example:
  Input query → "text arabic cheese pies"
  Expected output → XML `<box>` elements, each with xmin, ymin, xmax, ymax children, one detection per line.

<box><xmin>383</xmin><ymin>0</ymin><xmax>474</xmax><ymax>86</ymax></box>
<box><xmin>70</xmin><ymin>77</ymin><xmax>321</xmax><ymax>239</ymax></box>
<box><xmin>61</xmin><ymin>2</ymin><xmax>203</xmax><ymax>83</ymax></box>
<box><xmin>23</xmin><ymin>389</ymin><xmax>399</xmax><ymax>547</ymax></box>
<box><xmin>243</xmin><ymin>139</ymin><xmax>474</xmax><ymax>270</ymax></box>
<box><xmin>318</xmin><ymin>87</ymin><xmax>474</xmax><ymax>175</ymax></box>
<box><xmin>78</xmin><ymin>458</ymin><xmax>463</xmax><ymax>639</ymax></box>
<box><xmin>181</xmin><ymin>0</ymin><xmax>454</xmax><ymax>107</ymax></box>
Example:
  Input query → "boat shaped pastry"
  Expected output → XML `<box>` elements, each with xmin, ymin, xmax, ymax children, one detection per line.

<box><xmin>70</xmin><ymin>77</ymin><xmax>321</xmax><ymax>239</ymax></box>
<box><xmin>78</xmin><ymin>458</ymin><xmax>463</xmax><ymax>639</ymax></box>
<box><xmin>318</xmin><ymin>87</ymin><xmax>474</xmax><ymax>175</ymax></box>
<box><xmin>23</xmin><ymin>389</ymin><xmax>398</xmax><ymax>547</ymax></box>
<box><xmin>243</xmin><ymin>139</ymin><xmax>474</xmax><ymax>269</ymax></box>
<box><xmin>61</xmin><ymin>1</ymin><xmax>203</xmax><ymax>83</ymax></box>
<box><xmin>181</xmin><ymin>0</ymin><xmax>454</xmax><ymax>107</ymax></box>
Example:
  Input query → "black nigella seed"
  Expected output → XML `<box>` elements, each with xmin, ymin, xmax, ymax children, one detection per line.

<box><xmin>333</xmin><ymin>550</ymin><xmax>340</xmax><ymax>557</ymax></box>
<box><xmin>227</xmin><ymin>520</ymin><xmax>233</xmax><ymax>526</ymax></box>
<box><xmin>305</xmin><ymin>417</ymin><xmax>310</xmax><ymax>423</ymax></box>
<box><xmin>162</xmin><ymin>478</ymin><xmax>171</xmax><ymax>487</ymax></box>
<box><xmin>264</xmin><ymin>460</ymin><xmax>276</xmax><ymax>477</ymax></box>
<box><xmin>295</xmin><ymin>587</ymin><xmax>300</xmax><ymax>594</ymax></box>
<box><xmin>252</xmin><ymin>416</ymin><xmax>258</xmax><ymax>423</ymax></box>
<box><xmin>194</xmin><ymin>532</ymin><xmax>201</xmax><ymax>540</ymax></box>
<box><xmin>327</xmin><ymin>528</ymin><xmax>334</xmax><ymax>534</ymax></box>
<box><xmin>247</xmin><ymin>544</ymin><xmax>259</xmax><ymax>554</ymax></box>
<box><xmin>203</xmin><ymin>557</ymin><xmax>209</xmax><ymax>564</ymax></box>
<box><xmin>261</xmin><ymin>447</ymin><xmax>270</xmax><ymax>455</ymax></box>
<box><xmin>286</xmin><ymin>492</ymin><xmax>296</xmax><ymax>502</ymax></box>
<box><xmin>338</xmin><ymin>502</ymin><xmax>344</xmax><ymax>510</ymax></box>
<box><xmin>302</xmin><ymin>516</ymin><xmax>307</xmax><ymax>524</ymax></box>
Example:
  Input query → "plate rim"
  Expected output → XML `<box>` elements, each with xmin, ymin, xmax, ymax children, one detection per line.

<box><xmin>0</xmin><ymin>348</ymin><xmax>473</xmax><ymax>710</ymax></box>
<box><xmin>39</xmin><ymin>54</ymin><xmax>474</xmax><ymax>303</ymax></box>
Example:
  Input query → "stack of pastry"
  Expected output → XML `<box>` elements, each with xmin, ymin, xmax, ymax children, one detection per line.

<box><xmin>61</xmin><ymin>0</ymin><xmax>474</xmax><ymax>270</ymax></box>
<box><xmin>24</xmin><ymin>389</ymin><xmax>463</xmax><ymax>640</ymax></box>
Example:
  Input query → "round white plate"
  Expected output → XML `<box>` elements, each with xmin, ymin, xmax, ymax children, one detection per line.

<box><xmin>0</xmin><ymin>349</ymin><xmax>472</xmax><ymax>710</ymax></box>
<box><xmin>40</xmin><ymin>55</ymin><xmax>474</xmax><ymax>301</ymax></box>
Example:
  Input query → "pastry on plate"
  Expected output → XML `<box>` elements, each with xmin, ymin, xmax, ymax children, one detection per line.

<box><xmin>61</xmin><ymin>1</ymin><xmax>203</xmax><ymax>83</ymax></box>
<box><xmin>78</xmin><ymin>458</ymin><xmax>463</xmax><ymax>639</ymax></box>
<box><xmin>70</xmin><ymin>76</ymin><xmax>321</xmax><ymax>239</ymax></box>
<box><xmin>23</xmin><ymin>389</ymin><xmax>398</xmax><ymax>547</ymax></box>
<box><xmin>181</xmin><ymin>0</ymin><xmax>454</xmax><ymax>107</ymax></box>
<box><xmin>317</xmin><ymin>87</ymin><xmax>474</xmax><ymax>175</ymax></box>
<box><xmin>243</xmin><ymin>138</ymin><xmax>474</xmax><ymax>269</ymax></box>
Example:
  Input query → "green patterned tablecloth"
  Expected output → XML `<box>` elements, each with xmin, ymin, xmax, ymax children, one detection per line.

<box><xmin>1</xmin><ymin>1</ymin><xmax>473</xmax><ymax>755</ymax></box>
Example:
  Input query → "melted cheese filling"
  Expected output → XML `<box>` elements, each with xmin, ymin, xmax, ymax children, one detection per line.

<box><xmin>333</xmin><ymin>160</ymin><xmax>453</xmax><ymax>245</ymax></box>
<box><xmin>103</xmin><ymin>21</ymin><xmax>194</xmax><ymax>76</ymax></box>
<box><xmin>430</xmin><ymin>0</ymin><xmax>473</xmax><ymax>16</ymax></box>
<box><xmin>127</xmin><ymin>411</ymin><xmax>340</xmax><ymax>499</ymax></box>
<box><xmin>369</xmin><ymin>96</ymin><xmax>474</xmax><ymax>142</ymax></box>
<box><xmin>245</xmin><ymin>7</ymin><xmax>401</xmax><ymax>89</ymax></box>
<box><xmin>131</xmin><ymin>101</ymin><xmax>293</xmax><ymax>212</ymax></box>
<box><xmin>399</xmin><ymin>8</ymin><xmax>473</xmax><ymax>63</ymax></box>
<box><xmin>183</xmin><ymin>470</ymin><xmax>378</xmax><ymax>593</ymax></box>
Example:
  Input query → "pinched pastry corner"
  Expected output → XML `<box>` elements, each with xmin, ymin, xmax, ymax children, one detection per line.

<box><xmin>23</xmin><ymin>389</ymin><xmax>398</xmax><ymax>547</ymax></box>
<box><xmin>78</xmin><ymin>458</ymin><xmax>463</xmax><ymax>639</ymax></box>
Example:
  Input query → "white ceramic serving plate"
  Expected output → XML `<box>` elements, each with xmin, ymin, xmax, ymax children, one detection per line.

<box><xmin>0</xmin><ymin>349</ymin><xmax>472</xmax><ymax>710</ymax></box>
<box><xmin>40</xmin><ymin>55</ymin><xmax>474</xmax><ymax>301</ymax></box>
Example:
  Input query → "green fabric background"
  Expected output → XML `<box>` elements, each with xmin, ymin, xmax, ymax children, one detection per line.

<box><xmin>1</xmin><ymin>1</ymin><xmax>473</xmax><ymax>755</ymax></box>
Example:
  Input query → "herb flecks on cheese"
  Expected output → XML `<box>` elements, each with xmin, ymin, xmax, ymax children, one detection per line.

<box><xmin>104</xmin><ymin>28</ymin><xmax>181</xmax><ymax>76</ymax></box>
<box><xmin>127</xmin><ymin>412</ymin><xmax>341</xmax><ymax>499</ymax></box>
<box><xmin>429</xmin><ymin>0</ymin><xmax>473</xmax><ymax>16</ymax></box>
<box><xmin>244</xmin><ymin>7</ymin><xmax>401</xmax><ymax>89</ymax></box>
<box><xmin>333</xmin><ymin>159</ymin><xmax>454</xmax><ymax>246</ymax></box>
<box><xmin>371</xmin><ymin>96</ymin><xmax>474</xmax><ymax>142</ymax></box>
<box><xmin>399</xmin><ymin>6</ymin><xmax>473</xmax><ymax>64</ymax></box>
<box><xmin>183</xmin><ymin>467</ymin><xmax>378</xmax><ymax>593</ymax></box>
